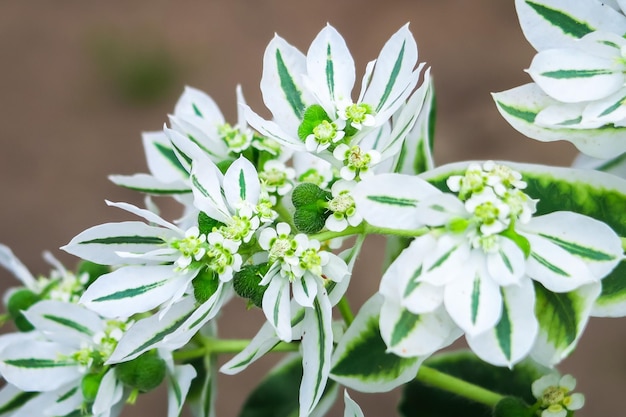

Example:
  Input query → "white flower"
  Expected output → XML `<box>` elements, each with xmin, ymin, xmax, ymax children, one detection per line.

<box><xmin>258</xmin><ymin>159</ymin><xmax>296</xmax><ymax>195</ymax></box>
<box><xmin>257</xmin><ymin>223</ymin><xmax>349</xmax><ymax>341</ymax></box>
<box><xmin>325</xmin><ymin>180</ymin><xmax>362</xmax><ymax>232</ymax></box>
<box><xmin>532</xmin><ymin>373</ymin><xmax>585</xmax><ymax>417</ymax></box>
<box><xmin>333</xmin><ymin>144</ymin><xmax>381</xmax><ymax>181</ymax></box>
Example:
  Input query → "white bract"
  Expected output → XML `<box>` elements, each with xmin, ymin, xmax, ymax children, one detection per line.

<box><xmin>494</xmin><ymin>0</ymin><xmax>626</xmax><ymax>158</ymax></box>
<box><xmin>354</xmin><ymin>161</ymin><xmax>623</xmax><ymax>366</ymax></box>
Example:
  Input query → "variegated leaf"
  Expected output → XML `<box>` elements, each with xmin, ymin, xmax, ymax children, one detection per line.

<box><xmin>167</xmin><ymin>364</ymin><xmax>197</xmax><ymax>417</ymax></box>
<box><xmin>532</xmin><ymin>281</ymin><xmax>600</xmax><ymax>365</ymax></box>
<box><xmin>109</xmin><ymin>173</ymin><xmax>191</xmax><ymax>195</ymax></box>
<box><xmin>331</xmin><ymin>294</ymin><xmax>423</xmax><ymax>393</ymax></box>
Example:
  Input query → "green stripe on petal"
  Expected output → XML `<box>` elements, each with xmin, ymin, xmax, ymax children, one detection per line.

<box><xmin>495</xmin><ymin>297</ymin><xmax>513</xmax><ymax>361</ymax></box>
<box><xmin>524</xmin><ymin>1</ymin><xmax>595</xmax><ymax>38</ymax></box>
<box><xmin>366</xmin><ymin>195</ymin><xmax>418</xmax><ymax>207</ymax></box>
<box><xmin>403</xmin><ymin>266</ymin><xmax>423</xmax><ymax>298</ymax></box>
<box><xmin>79</xmin><ymin>235</ymin><xmax>164</xmax><ymax>245</ymax></box>
<box><xmin>540</xmin><ymin>69</ymin><xmax>613</xmax><ymax>79</ymax></box>
<box><xmin>92</xmin><ymin>279</ymin><xmax>169</xmax><ymax>302</ymax></box>
<box><xmin>530</xmin><ymin>252</ymin><xmax>570</xmax><ymax>277</ymax></box>
<box><xmin>0</xmin><ymin>391</ymin><xmax>38</xmax><ymax>414</ymax></box>
<box><xmin>42</xmin><ymin>314</ymin><xmax>94</xmax><ymax>336</ymax></box>
<box><xmin>495</xmin><ymin>101</ymin><xmax>537</xmax><ymax>123</ymax></box>
<box><xmin>155</xmin><ymin>142</ymin><xmax>187</xmax><ymax>175</ymax></box>
<box><xmin>276</xmin><ymin>49</ymin><xmax>305</xmax><ymax>119</ymax></box>
<box><xmin>238</xmin><ymin>169</ymin><xmax>246</xmax><ymax>201</ymax></box>
<box><xmin>390</xmin><ymin>309</ymin><xmax>421</xmax><ymax>347</ymax></box>
<box><xmin>471</xmin><ymin>276</ymin><xmax>480</xmax><ymax>325</ymax></box>
<box><xmin>376</xmin><ymin>40</ymin><xmax>406</xmax><ymax>113</ymax></box>
<box><xmin>537</xmin><ymin>233</ymin><xmax>617</xmax><ymax>262</ymax></box>
<box><xmin>128</xmin><ymin>312</ymin><xmax>194</xmax><ymax>358</ymax></box>
<box><xmin>326</xmin><ymin>43</ymin><xmax>335</xmax><ymax>98</ymax></box>
<box><xmin>4</xmin><ymin>358</ymin><xmax>75</xmax><ymax>368</ymax></box>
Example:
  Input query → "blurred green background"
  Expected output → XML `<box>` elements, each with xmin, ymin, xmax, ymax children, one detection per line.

<box><xmin>0</xmin><ymin>1</ymin><xmax>623</xmax><ymax>416</ymax></box>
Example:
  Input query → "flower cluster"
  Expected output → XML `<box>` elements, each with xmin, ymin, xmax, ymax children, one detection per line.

<box><xmin>1</xmin><ymin>9</ymin><xmax>626</xmax><ymax>417</ymax></box>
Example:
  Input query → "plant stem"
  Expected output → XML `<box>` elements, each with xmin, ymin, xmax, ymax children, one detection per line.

<box><xmin>416</xmin><ymin>365</ymin><xmax>504</xmax><ymax>408</ymax></box>
<box><xmin>310</xmin><ymin>225</ymin><xmax>365</xmax><ymax>242</ymax></box>
<box><xmin>173</xmin><ymin>338</ymin><xmax>299</xmax><ymax>361</ymax></box>
<box><xmin>337</xmin><ymin>296</ymin><xmax>354</xmax><ymax>326</ymax></box>
<box><xmin>274</xmin><ymin>200</ymin><xmax>296</xmax><ymax>230</ymax></box>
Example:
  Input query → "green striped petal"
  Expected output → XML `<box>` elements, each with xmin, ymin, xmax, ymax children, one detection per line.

<box><xmin>343</xmin><ymin>390</ymin><xmax>364</xmax><ymax>417</ymax></box>
<box><xmin>187</xmin><ymin>354</ymin><xmax>217</xmax><ymax>417</ymax></box>
<box><xmin>352</xmin><ymin>173</ymin><xmax>442</xmax><ymax>231</ymax></box>
<box><xmin>331</xmin><ymin>295</ymin><xmax>423</xmax><ymax>393</ymax></box>
<box><xmin>261</xmin><ymin>34</ymin><xmax>312</xmax><ymax>134</ymax></box>
<box><xmin>0</xmin><ymin>341</ymin><xmax>79</xmax><ymax>392</ymax></box>
<box><xmin>306</xmin><ymin>24</ymin><xmax>355</xmax><ymax>116</ymax></box>
<box><xmin>62</xmin><ymin>221</ymin><xmax>178</xmax><ymax>265</ymax></box>
<box><xmin>360</xmin><ymin>24</ymin><xmax>419</xmax><ymax>119</ymax></box>
<box><xmin>80</xmin><ymin>265</ymin><xmax>195</xmax><ymax>318</ymax></box>
<box><xmin>109</xmin><ymin>173</ymin><xmax>191</xmax><ymax>195</ymax></box>
<box><xmin>392</xmin><ymin>70</ymin><xmax>435</xmax><ymax>175</ymax></box>
<box><xmin>466</xmin><ymin>280</ymin><xmax>538</xmax><ymax>367</ymax></box>
<box><xmin>167</xmin><ymin>364</ymin><xmax>197</xmax><ymax>417</ymax></box>
<box><xmin>515</xmin><ymin>0</ymin><xmax>626</xmax><ymax>50</ymax></box>
<box><xmin>493</xmin><ymin>83</ymin><xmax>626</xmax><ymax>158</ymax></box>
<box><xmin>299</xmin><ymin>292</ymin><xmax>333</xmax><ymax>417</ymax></box>
<box><xmin>223</xmin><ymin>156</ymin><xmax>261</xmax><ymax>208</ymax></box>
<box><xmin>532</xmin><ymin>281</ymin><xmax>600</xmax><ymax>365</ymax></box>
<box><xmin>0</xmin><ymin>384</ymin><xmax>39</xmax><ymax>416</ymax></box>
<box><xmin>142</xmin><ymin>131</ymin><xmax>189</xmax><ymax>183</ymax></box>
<box><xmin>23</xmin><ymin>301</ymin><xmax>103</xmax><ymax>347</ymax></box>
<box><xmin>529</xmin><ymin>48</ymin><xmax>621</xmax><ymax>103</ymax></box>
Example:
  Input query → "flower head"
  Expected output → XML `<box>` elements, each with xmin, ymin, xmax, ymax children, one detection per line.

<box><xmin>532</xmin><ymin>374</ymin><xmax>585</xmax><ymax>417</ymax></box>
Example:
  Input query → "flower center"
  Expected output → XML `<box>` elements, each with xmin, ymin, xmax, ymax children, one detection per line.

<box><xmin>328</xmin><ymin>192</ymin><xmax>355</xmax><ymax>214</ymax></box>
<box><xmin>542</xmin><ymin>386</ymin><xmax>566</xmax><ymax>406</ymax></box>
<box><xmin>269</xmin><ymin>237</ymin><xmax>296</xmax><ymax>262</ymax></box>
<box><xmin>299</xmin><ymin>248</ymin><xmax>323</xmax><ymax>276</ymax></box>
<box><xmin>313</xmin><ymin>120</ymin><xmax>339</xmax><ymax>144</ymax></box>
<box><xmin>343</xmin><ymin>103</ymin><xmax>372</xmax><ymax>125</ymax></box>
<box><xmin>219</xmin><ymin>123</ymin><xmax>251</xmax><ymax>152</ymax></box>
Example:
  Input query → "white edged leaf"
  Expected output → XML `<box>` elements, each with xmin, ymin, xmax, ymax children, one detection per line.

<box><xmin>223</xmin><ymin>156</ymin><xmax>261</xmax><ymax>209</ymax></box>
<box><xmin>92</xmin><ymin>369</ymin><xmax>124</xmax><ymax>417</ymax></box>
<box><xmin>331</xmin><ymin>294</ymin><xmax>424</xmax><ymax>392</ymax></box>
<box><xmin>174</xmin><ymin>86</ymin><xmax>225</xmax><ymax>127</ymax></box>
<box><xmin>190</xmin><ymin>159</ymin><xmax>231</xmax><ymax>224</ymax></box>
<box><xmin>0</xmin><ymin>384</ymin><xmax>41</xmax><ymax>416</ymax></box>
<box><xmin>261</xmin><ymin>275</ymin><xmax>292</xmax><ymax>342</ymax></box>
<box><xmin>142</xmin><ymin>130</ymin><xmax>189</xmax><ymax>182</ymax></box>
<box><xmin>0</xmin><ymin>244</ymin><xmax>36</xmax><ymax>289</ymax></box>
<box><xmin>531</xmin><ymin>281</ymin><xmax>601</xmax><ymax>365</ymax></box>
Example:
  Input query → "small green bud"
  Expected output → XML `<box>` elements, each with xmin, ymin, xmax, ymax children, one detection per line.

<box><xmin>81</xmin><ymin>372</ymin><xmax>105</xmax><ymax>402</ymax></box>
<box><xmin>292</xmin><ymin>182</ymin><xmax>331</xmax><ymax>209</ymax></box>
<box><xmin>115</xmin><ymin>352</ymin><xmax>166</xmax><ymax>393</ymax></box>
<box><xmin>192</xmin><ymin>268</ymin><xmax>219</xmax><ymax>304</ymax></box>
<box><xmin>6</xmin><ymin>288</ymin><xmax>40</xmax><ymax>332</ymax></box>
<box><xmin>447</xmin><ymin>217</ymin><xmax>470</xmax><ymax>233</ymax></box>
<box><xmin>492</xmin><ymin>396</ymin><xmax>531</xmax><ymax>417</ymax></box>
<box><xmin>294</xmin><ymin>209</ymin><xmax>328</xmax><ymax>234</ymax></box>
<box><xmin>77</xmin><ymin>261</ymin><xmax>110</xmax><ymax>287</ymax></box>
<box><xmin>233</xmin><ymin>263</ymin><xmax>269</xmax><ymax>308</ymax></box>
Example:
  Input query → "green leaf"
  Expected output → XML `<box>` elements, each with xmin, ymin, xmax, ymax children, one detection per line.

<box><xmin>492</xmin><ymin>396</ymin><xmax>533</xmax><ymax>417</ymax></box>
<box><xmin>594</xmin><ymin>260</ymin><xmax>626</xmax><ymax>317</ymax></box>
<box><xmin>398</xmin><ymin>351</ymin><xmax>547</xmax><ymax>417</ymax></box>
<box><xmin>532</xmin><ymin>282</ymin><xmax>600</xmax><ymax>365</ymax></box>
<box><xmin>239</xmin><ymin>355</ymin><xmax>337</xmax><ymax>417</ymax></box>
<box><xmin>331</xmin><ymin>295</ymin><xmax>421</xmax><ymax>393</ymax></box>
<box><xmin>297</xmin><ymin>105</ymin><xmax>331</xmax><ymax>141</ymax></box>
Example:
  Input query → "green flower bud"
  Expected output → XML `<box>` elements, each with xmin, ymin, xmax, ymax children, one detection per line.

<box><xmin>233</xmin><ymin>263</ymin><xmax>269</xmax><ymax>308</ymax></box>
<box><xmin>115</xmin><ymin>352</ymin><xmax>166</xmax><ymax>393</ymax></box>
<box><xmin>292</xmin><ymin>183</ymin><xmax>331</xmax><ymax>234</ymax></box>
<box><xmin>81</xmin><ymin>371</ymin><xmax>105</xmax><ymax>402</ymax></box>
<box><xmin>192</xmin><ymin>267</ymin><xmax>219</xmax><ymax>304</ymax></box>
<box><xmin>6</xmin><ymin>288</ymin><xmax>40</xmax><ymax>332</ymax></box>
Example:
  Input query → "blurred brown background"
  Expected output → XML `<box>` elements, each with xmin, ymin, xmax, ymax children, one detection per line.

<box><xmin>1</xmin><ymin>1</ymin><xmax>624</xmax><ymax>416</ymax></box>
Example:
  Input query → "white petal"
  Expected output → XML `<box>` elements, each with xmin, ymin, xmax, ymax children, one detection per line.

<box><xmin>92</xmin><ymin>369</ymin><xmax>124</xmax><ymax>417</ymax></box>
<box><xmin>262</xmin><ymin>277</ymin><xmax>292</xmax><ymax>342</ymax></box>
<box><xmin>486</xmin><ymin>237</ymin><xmax>526</xmax><ymax>286</ymax></box>
<box><xmin>466</xmin><ymin>279</ymin><xmax>538</xmax><ymax>367</ymax></box>
<box><xmin>443</xmin><ymin>254</ymin><xmax>502</xmax><ymax>336</ymax></box>
<box><xmin>292</xmin><ymin>273</ymin><xmax>318</xmax><ymax>308</ymax></box>
<box><xmin>190</xmin><ymin>159</ymin><xmax>231</xmax><ymax>224</ymax></box>
<box><xmin>80</xmin><ymin>265</ymin><xmax>194</xmax><ymax>318</ymax></box>
<box><xmin>223</xmin><ymin>156</ymin><xmax>261</xmax><ymax>209</ymax></box>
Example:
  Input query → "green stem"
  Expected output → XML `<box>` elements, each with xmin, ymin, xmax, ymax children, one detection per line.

<box><xmin>621</xmin><ymin>237</ymin><xmax>626</xmax><ymax>251</ymax></box>
<box><xmin>337</xmin><ymin>296</ymin><xmax>354</xmax><ymax>326</ymax></box>
<box><xmin>416</xmin><ymin>365</ymin><xmax>504</xmax><ymax>408</ymax></box>
<box><xmin>310</xmin><ymin>225</ymin><xmax>365</xmax><ymax>242</ymax></box>
<box><xmin>274</xmin><ymin>200</ymin><xmax>296</xmax><ymax>230</ymax></box>
<box><xmin>310</xmin><ymin>223</ymin><xmax>430</xmax><ymax>242</ymax></box>
<box><xmin>173</xmin><ymin>339</ymin><xmax>299</xmax><ymax>361</ymax></box>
